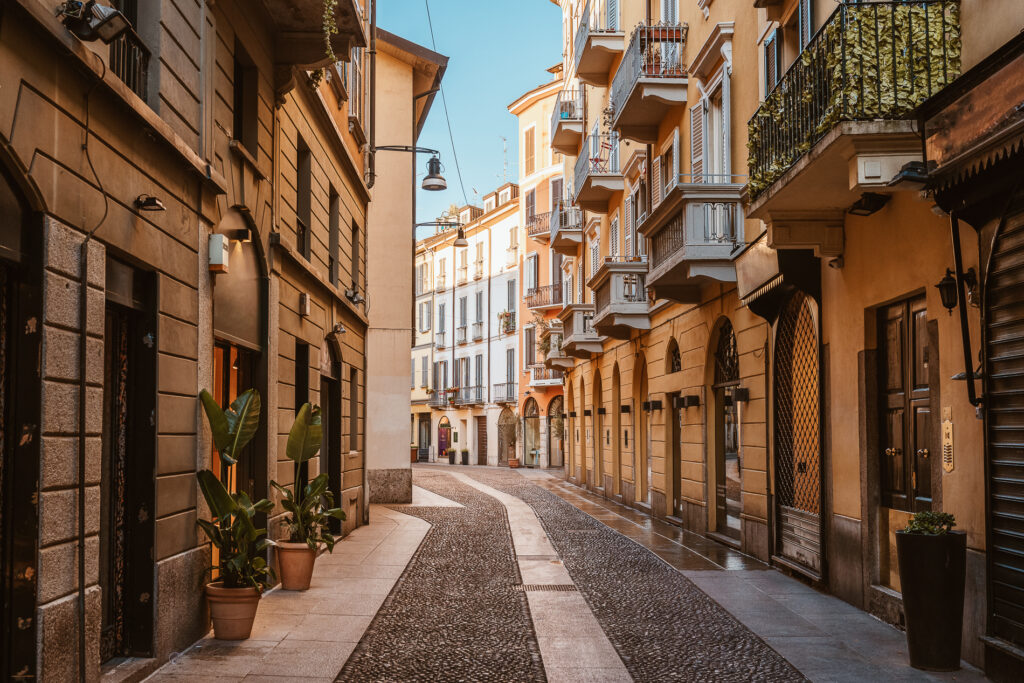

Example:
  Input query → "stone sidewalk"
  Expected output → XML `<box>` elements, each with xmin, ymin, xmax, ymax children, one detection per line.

<box><xmin>145</xmin><ymin>504</ymin><xmax>429</xmax><ymax>683</ymax></box>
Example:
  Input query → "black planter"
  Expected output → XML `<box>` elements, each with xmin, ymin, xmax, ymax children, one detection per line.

<box><xmin>461</xmin><ymin>451</ymin><xmax>469</xmax><ymax>465</ymax></box>
<box><xmin>447</xmin><ymin>450</ymin><xmax>456</xmax><ymax>464</ymax></box>
<box><xmin>895</xmin><ymin>530</ymin><xmax>967</xmax><ymax>671</ymax></box>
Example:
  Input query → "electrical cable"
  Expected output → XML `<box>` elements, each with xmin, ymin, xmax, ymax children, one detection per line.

<box><xmin>423</xmin><ymin>0</ymin><xmax>469</xmax><ymax>206</ymax></box>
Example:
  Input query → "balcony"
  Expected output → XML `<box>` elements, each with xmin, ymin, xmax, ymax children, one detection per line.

<box><xmin>526</xmin><ymin>284</ymin><xmax>563</xmax><ymax>310</ymax></box>
<box><xmin>611</xmin><ymin>24</ymin><xmax>689</xmax><ymax>144</ymax></box>
<box><xmin>456</xmin><ymin>386</ymin><xmax>484</xmax><ymax>406</ymax></box>
<box><xmin>573</xmin><ymin>0</ymin><xmax>625</xmax><ymax>87</ymax></box>
<box><xmin>640</xmin><ymin>176</ymin><xmax>744</xmax><ymax>302</ymax></box>
<box><xmin>110</xmin><ymin>29</ymin><xmax>150</xmax><ymax>100</ymax></box>
<box><xmin>457</xmin><ymin>266</ymin><xmax>468</xmax><ymax>286</ymax></box>
<box><xmin>527</xmin><ymin>211</ymin><xmax>553</xmax><ymax>243</ymax></box>
<box><xmin>435</xmin><ymin>332</ymin><xmax>446</xmax><ymax>349</ymax></box>
<box><xmin>550</xmin><ymin>90</ymin><xmax>584</xmax><ymax>155</ymax></box>
<box><xmin>746</xmin><ymin>1</ymin><xmax>961</xmax><ymax>251</ymax></box>
<box><xmin>474</xmin><ymin>258</ymin><xmax>484</xmax><ymax>280</ymax></box>
<box><xmin>574</xmin><ymin>133</ymin><xmax>623</xmax><ymax>213</ymax></box>
<box><xmin>499</xmin><ymin>311</ymin><xmax>516</xmax><ymax>334</ymax></box>
<box><xmin>558</xmin><ymin>303</ymin><xmax>604</xmax><ymax>358</ymax></box>
<box><xmin>589</xmin><ymin>257</ymin><xmax>650</xmax><ymax>340</ymax></box>
<box><xmin>530</xmin><ymin>366</ymin><xmax>565</xmax><ymax>387</ymax></box>
<box><xmin>551</xmin><ymin>203</ymin><xmax>585</xmax><ymax>256</ymax></box>
<box><xmin>544</xmin><ymin>332</ymin><xmax>575</xmax><ymax>371</ymax></box>
<box><xmin>493</xmin><ymin>382</ymin><xmax>518</xmax><ymax>404</ymax></box>
<box><xmin>472</xmin><ymin>321</ymin><xmax>484</xmax><ymax>341</ymax></box>
<box><xmin>456</xmin><ymin>326</ymin><xmax>467</xmax><ymax>345</ymax></box>
<box><xmin>506</xmin><ymin>245</ymin><xmax>519</xmax><ymax>268</ymax></box>
<box><xmin>429</xmin><ymin>389</ymin><xmax>456</xmax><ymax>409</ymax></box>
<box><xmin>261</xmin><ymin>0</ymin><xmax>366</xmax><ymax>68</ymax></box>
<box><xmin>435</xmin><ymin>276</ymin><xmax>446</xmax><ymax>292</ymax></box>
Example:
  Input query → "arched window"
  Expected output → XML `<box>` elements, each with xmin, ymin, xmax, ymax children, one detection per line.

<box><xmin>667</xmin><ymin>337</ymin><xmax>682</xmax><ymax>374</ymax></box>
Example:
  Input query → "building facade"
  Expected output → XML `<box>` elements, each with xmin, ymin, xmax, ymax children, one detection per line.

<box><xmin>542</xmin><ymin>0</ymin><xmax>1024</xmax><ymax>677</ymax></box>
<box><xmin>411</xmin><ymin>188</ymin><xmax>521</xmax><ymax>465</ymax></box>
<box><xmin>510</xmin><ymin>67</ymin><xmax>569</xmax><ymax>469</ymax></box>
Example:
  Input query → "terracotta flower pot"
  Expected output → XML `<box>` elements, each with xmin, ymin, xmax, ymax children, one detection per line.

<box><xmin>206</xmin><ymin>582</ymin><xmax>260</xmax><ymax>640</ymax></box>
<box><xmin>277</xmin><ymin>541</ymin><xmax>317</xmax><ymax>591</ymax></box>
<box><xmin>509</xmin><ymin>458</ymin><xmax>521</xmax><ymax>469</ymax></box>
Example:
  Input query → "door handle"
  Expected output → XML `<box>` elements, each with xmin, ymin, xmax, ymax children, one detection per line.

<box><xmin>885</xmin><ymin>447</ymin><xmax>902</xmax><ymax>457</ymax></box>
<box><xmin>917</xmin><ymin>448</ymin><xmax>929</xmax><ymax>459</ymax></box>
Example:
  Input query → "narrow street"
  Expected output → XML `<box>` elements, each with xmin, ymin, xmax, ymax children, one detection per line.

<box><xmin>149</xmin><ymin>465</ymin><xmax>985</xmax><ymax>683</ymax></box>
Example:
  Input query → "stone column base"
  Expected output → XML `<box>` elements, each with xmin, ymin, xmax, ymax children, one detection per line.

<box><xmin>368</xmin><ymin>468</ymin><xmax>413</xmax><ymax>504</ymax></box>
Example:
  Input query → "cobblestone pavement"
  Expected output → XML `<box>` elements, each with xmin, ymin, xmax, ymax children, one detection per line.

<box><xmin>335</xmin><ymin>468</ymin><xmax>545</xmax><ymax>682</ymax></box>
<box><xmin>461</xmin><ymin>467</ymin><xmax>807</xmax><ymax>683</ymax></box>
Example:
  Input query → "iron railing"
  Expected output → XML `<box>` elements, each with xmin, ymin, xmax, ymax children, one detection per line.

<box><xmin>550</xmin><ymin>89</ymin><xmax>583</xmax><ymax>140</ymax></box>
<box><xmin>435</xmin><ymin>275</ymin><xmax>446</xmax><ymax>292</ymax></box>
<box><xmin>110</xmin><ymin>29</ymin><xmax>150</xmax><ymax>100</ymax></box>
<box><xmin>574</xmin><ymin>0</ymin><xmax>621</xmax><ymax>70</ymax></box>
<box><xmin>456</xmin><ymin>326</ymin><xmax>467</xmax><ymax>345</ymax></box>
<box><xmin>650</xmin><ymin>189</ymin><xmax>743</xmax><ymax>270</ymax></box>
<box><xmin>526</xmin><ymin>284</ymin><xmax>564</xmax><ymax>309</ymax></box>
<box><xmin>474</xmin><ymin>259</ymin><xmax>484</xmax><ymax>279</ymax></box>
<box><xmin>527</xmin><ymin>211</ymin><xmax>553</xmax><ymax>239</ymax></box>
<box><xmin>552</xmin><ymin>201</ymin><xmax>584</xmax><ymax>241</ymax></box>
<box><xmin>457</xmin><ymin>265</ymin><xmax>468</xmax><ymax>285</ymax></box>
<box><xmin>574</xmin><ymin>132</ymin><xmax>620</xmax><ymax>199</ymax></box>
<box><xmin>457</xmin><ymin>386</ymin><xmax>484</xmax><ymax>405</ymax></box>
<box><xmin>530</xmin><ymin>367</ymin><xmax>565</xmax><ymax>385</ymax></box>
<box><xmin>435</xmin><ymin>332</ymin><xmax>446</xmax><ymax>348</ymax></box>
<box><xmin>747</xmin><ymin>0</ymin><xmax>961</xmax><ymax>198</ymax></box>
<box><xmin>499</xmin><ymin>311</ymin><xmax>516</xmax><ymax>334</ymax></box>
<box><xmin>493</xmin><ymin>382</ymin><xmax>518</xmax><ymax>403</ymax></box>
<box><xmin>611</xmin><ymin>23</ymin><xmax>688</xmax><ymax>115</ymax></box>
<box><xmin>429</xmin><ymin>389</ymin><xmax>454</xmax><ymax>408</ymax></box>
<box><xmin>594</xmin><ymin>258</ymin><xmax>648</xmax><ymax>317</ymax></box>
<box><xmin>472</xmin><ymin>321</ymin><xmax>484</xmax><ymax>340</ymax></box>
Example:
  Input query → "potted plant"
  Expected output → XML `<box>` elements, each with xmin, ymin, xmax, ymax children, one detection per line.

<box><xmin>460</xmin><ymin>448</ymin><xmax>469</xmax><ymax>465</ymax></box>
<box><xmin>895</xmin><ymin>511</ymin><xmax>966</xmax><ymax>671</ymax></box>
<box><xmin>196</xmin><ymin>388</ymin><xmax>272</xmax><ymax>640</ymax></box>
<box><xmin>270</xmin><ymin>404</ymin><xmax>346</xmax><ymax>591</ymax></box>
<box><xmin>447</xmin><ymin>447</ymin><xmax>456</xmax><ymax>464</ymax></box>
<box><xmin>509</xmin><ymin>455</ymin><xmax>521</xmax><ymax>468</ymax></box>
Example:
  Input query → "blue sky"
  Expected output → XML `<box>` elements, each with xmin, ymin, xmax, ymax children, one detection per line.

<box><xmin>377</xmin><ymin>0</ymin><xmax>563</xmax><ymax>239</ymax></box>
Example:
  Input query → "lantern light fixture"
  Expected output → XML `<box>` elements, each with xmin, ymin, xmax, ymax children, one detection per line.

<box><xmin>57</xmin><ymin>1</ymin><xmax>131</xmax><ymax>43</ymax></box>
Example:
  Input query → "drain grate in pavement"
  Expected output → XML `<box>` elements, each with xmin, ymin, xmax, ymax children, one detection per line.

<box><xmin>517</xmin><ymin>554</ymin><xmax>559</xmax><ymax>561</ymax></box>
<box><xmin>514</xmin><ymin>584</ymin><xmax>577</xmax><ymax>592</ymax></box>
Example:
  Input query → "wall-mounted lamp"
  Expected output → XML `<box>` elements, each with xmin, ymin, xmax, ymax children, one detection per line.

<box><xmin>230</xmin><ymin>228</ymin><xmax>253</xmax><ymax>243</ymax></box>
<box><xmin>674</xmin><ymin>395</ymin><xmax>701</xmax><ymax>409</ymax></box>
<box><xmin>620</xmin><ymin>404</ymin><xmax>630</xmax><ymax>414</ymax></box>
<box><xmin>135</xmin><ymin>194</ymin><xmax>166</xmax><ymax>212</ymax></box>
<box><xmin>583</xmin><ymin>409</ymin><xmax>592</xmax><ymax>417</ymax></box>
<box><xmin>332</xmin><ymin>323</ymin><xmax>346</xmax><ymax>336</ymax></box>
<box><xmin>299</xmin><ymin>293</ymin><xmax>311</xmax><ymax>317</ymax></box>
<box><xmin>848</xmin><ymin>192</ymin><xmax>890</xmax><ymax>216</ymax></box>
<box><xmin>734</xmin><ymin>388</ymin><xmax>750</xmax><ymax>403</ymax></box>
<box><xmin>568</xmin><ymin>411</ymin><xmax>577</xmax><ymax>418</ymax></box>
<box><xmin>936</xmin><ymin>267</ymin><xmax>978</xmax><ymax>314</ymax></box>
<box><xmin>57</xmin><ymin>1</ymin><xmax>130</xmax><ymax>43</ymax></box>
<box><xmin>887</xmin><ymin>160</ymin><xmax>931</xmax><ymax>191</ymax></box>
<box><xmin>597</xmin><ymin>407</ymin><xmax>606</xmax><ymax>415</ymax></box>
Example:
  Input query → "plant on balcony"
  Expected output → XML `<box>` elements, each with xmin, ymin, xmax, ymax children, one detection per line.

<box><xmin>269</xmin><ymin>404</ymin><xmax>346</xmax><ymax>591</ymax></box>
<box><xmin>747</xmin><ymin>2</ymin><xmax>961</xmax><ymax>197</ymax></box>
<box><xmin>322</xmin><ymin>0</ymin><xmax>339</xmax><ymax>62</ymax></box>
<box><xmin>499</xmin><ymin>310</ymin><xmax>515</xmax><ymax>333</ymax></box>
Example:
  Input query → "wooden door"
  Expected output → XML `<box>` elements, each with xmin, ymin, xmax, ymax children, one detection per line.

<box><xmin>476</xmin><ymin>416</ymin><xmax>488</xmax><ymax>465</ymax></box>
<box><xmin>879</xmin><ymin>295</ymin><xmax>931</xmax><ymax>512</ymax></box>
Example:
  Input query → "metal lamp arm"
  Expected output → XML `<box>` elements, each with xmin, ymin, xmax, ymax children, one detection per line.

<box><xmin>374</xmin><ymin>145</ymin><xmax>440</xmax><ymax>156</ymax></box>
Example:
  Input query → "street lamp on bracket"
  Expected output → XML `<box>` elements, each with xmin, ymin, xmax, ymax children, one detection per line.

<box><xmin>373</xmin><ymin>145</ymin><xmax>448</xmax><ymax>192</ymax></box>
<box><xmin>415</xmin><ymin>221</ymin><xmax>468</xmax><ymax>248</ymax></box>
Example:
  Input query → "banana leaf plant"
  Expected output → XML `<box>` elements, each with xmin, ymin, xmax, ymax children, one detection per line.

<box><xmin>196</xmin><ymin>469</ymin><xmax>276</xmax><ymax>590</ymax></box>
<box><xmin>200</xmin><ymin>388</ymin><xmax>261</xmax><ymax>466</ymax></box>
<box><xmin>271</xmin><ymin>403</ymin><xmax>346</xmax><ymax>551</ymax></box>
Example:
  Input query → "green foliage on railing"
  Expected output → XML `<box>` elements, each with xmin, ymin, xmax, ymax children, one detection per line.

<box><xmin>747</xmin><ymin>2</ymin><xmax>961</xmax><ymax>198</ymax></box>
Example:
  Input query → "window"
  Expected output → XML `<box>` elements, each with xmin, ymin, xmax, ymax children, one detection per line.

<box><xmin>527</xmin><ymin>254</ymin><xmax>539</xmax><ymax>291</ymax></box>
<box><xmin>764</xmin><ymin>30</ymin><xmax>780</xmax><ymax>93</ymax></box>
<box><xmin>550</xmin><ymin>177</ymin><xmax>564</xmax><ymax>210</ymax></box>
<box><xmin>439</xmin><ymin>360</ymin><xmax>448</xmax><ymax>389</ymax></box>
<box><xmin>438</xmin><ymin>302</ymin><xmax>446</xmax><ymax>330</ymax></box>
<box><xmin>329</xmin><ymin>186</ymin><xmax>340</xmax><ymax>286</ymax></box>
<box><xmin>412</xmin><ymin>359</ymin><xmax>416</xmax><ymax>388</ymax></box>
<box><xmin>475</xmin><ymin>354</ymin><xmax>484</xmax><ymax>387</ymax></box>
<box><xmin>590</xmin><ymin>237</ymin><xmax>600</xmax><ymax>278</ymax></box>
<box><xmin>475</xmin><ymin>291</ymin><xmax>484</xmax><ymax>322</ymax></box>
<box><xmin>565</xmin><ymin>272</ymin><xmax>574</xmax><ymax>305</ymax></box>
<box><xmin>296</xmin><ymin>136</ymin><xmax>311</xmax><ymax>259</ymax></box>
<box><xmin>524</xmin><ymin>127</ymin><xmax>536</xmax><ymax>176</ymax></box>
<box><xmin>295</xmin><ymin>342</ymin><xmax>310</xmax><ymax>486</ymax></box>
<box><xmin>485</xmin><ymin>197</ymin><xmax>495</xmax><ymax>212</ymax></box>
<box><xmin>349</xmin><ymin>47</ymin><xmax>368</xmax><ymax>129</ymax></box>
<box><xmin>506</xmin><ymin>348</ymin><xmax>515</xmax><ymax>382</ymax></box>
<box><xmin>525</xmin><ymin>190</ymin><xmax>536</xmax><ymax>220</ymax></box>
<box><xmin>232</xmin><ymin>41</ymin><xmax>258</xmax><ymax>156</ymax></box>
<box><xmin>459</xmin><ymin>296</ymin><xmax>467</xmax><ymax>326</ymax></box>
<box><xmin>610</xmin><ymin>216</ymin><xmax>620</xmax><ymax>257</ymax></box>
<box><xmin>577</xmin><ymin>262</ymin><xmax>584</xmax><ymax>303</ymax></box>
<box><xmin>525</xmin><ymin>327</ymin><xmax>536</xmax><ymax>366</ymax></box>
<box><xmin>351</xmin><ymin>219</ymin><xmax>360</xmax><ymax>291</ymax></box>
<box><xmin>500</xmin><ymin>189</ymin><xmax>511</xmax><ymax>204</ymax></box>
<box><xmin>507</xmin><ymin>279</ymin><xmax>517</xmax><ymax>311</ymax></box>
<box><xmin>797</xmin><ymin>0</ymin><xmax>813</xmax><ymax>50</ymax></box>
<box><xmin>508</xmin><ymin>226</ymin><xmax>518</xmax><ymax>250</ymax></box>
<box><xmin>661</xmin><ymin>0</ymin><xmax>678</xmax><ymax>23</ymax></box>
<box><xmin>419</xmin><ymin>302</ymin><xmax>431</xmax><ymax>332</ymax></box>
<box><xmin>421</xmin><ymin>355</ymin><xmax>428</xmax><ymax>387</ymax></box>
<box><xmin>349</xmin><ymin>366</ymin><xmax>359</xmax><ymax>452</ymax></box>
<box><xmin>625</xmin><ymin>194</ymin><xmax>634</xmax><ymax>256</ymax></box>
<box><xmin>461</xmin><ymin>210</ymin><xmax>471</xmax><ymax>224</ymax></box>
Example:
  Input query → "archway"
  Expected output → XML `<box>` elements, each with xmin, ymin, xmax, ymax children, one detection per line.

<box><xmin>497</xmin><ymin>408</ymin><xmax>517</xmax><ymax>465</ymax></box>
<box><xmin>666</xmin><ymin>337</ymin><xmax>682</xmax><ymax>374</ymax></box>
<box><xmin>709</xmin><ymin>318</ymin><xmax>741</xmax><ymax>542</ymax></box>
<box><xmin>523</xmin><ymin>398</ymin><xmax>541</xmax><ymax>467</ymax></box>
<box><xmin>437</xmin><ymin>416</ymin><xmax>452</xmax><ymax>459</ymax></box>
<box><xmin>593</xmin><ymin>370</ymin><xmax>604</xmax><ymax>490</ymax></box>
<box><xmin>547</xmin><ymin>395</ymin><xmax>565</xmax><ymax>469</ymax></box>
<box><xmin>633</xmin><ymin>353</ymin><xmax>649</xmax><ymax>504</ymax></box>
<box><xmin>612</xmin><ymin>363</ymin><xmax>622</xmax><ymax>496</ymax></box>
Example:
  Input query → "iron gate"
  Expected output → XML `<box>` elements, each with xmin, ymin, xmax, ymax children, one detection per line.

<box><xmin>774</xmin><ymin>292</ymin><xmax>823</xmax><ymax>575</ymax></box>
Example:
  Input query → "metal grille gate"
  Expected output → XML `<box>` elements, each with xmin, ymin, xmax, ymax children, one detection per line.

<box><xmin>774</xmin><ymin>292</ymin><xmax>823</xmax><ymax>575</ymax></box>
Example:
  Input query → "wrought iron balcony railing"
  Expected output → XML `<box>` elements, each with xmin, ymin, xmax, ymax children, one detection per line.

<box><xmin>530</xmin><ymin>366</ymin><xmax>564</xmax><ymax>386</ymax></box>
<box><xmin>110</xmin><ymin>29</ymin><xmax>150</xmax><ymax>100</ymax></box>
<box><xmin>747</xmin><ymin>0</ymin><xmax>961</xmax><ymax>198</ymax></box>
<box><xmin>428</xmin><ymin>389</ymin><xmax>454</xmax><ymax>408</ymax></box>
<box><xmin>611</xmin><ymin>23</ymin><xmax>688</xmax><ymax>121</ymax></box>
<box><xmin>526</xmin><ymin>284</ymin><xmax>564</xmax><ymax>309</ymax></box>
<box><xmin>527</xmin><ymin>211</ymin><xmax>553</xmax><ymax>240</ymax></box>
<box><xmin>573</xmin><ymin>0</ymin><xmax>620</xmax><ymax>71</ymax></box>
<box><xmin>457</xmin><ymin>386</ymin><xmax>484</xmax><ymax>405</ymax></box>
<box><xmin>435</xmin><ymin>276</ymin><xmax>446</xmax><ymax>292</ymax></box>
<box><xmin>456</xmin><ymin>326</ymin><xmax>467</xmax><ymax>345</ymax></box>
<box><xmin>499</xmin><ymin>311</ymin><xmax>517</xmax><ymax>334</ymax></box>
<box><xmin>493</xmin><ymin>382</ymin><xmax>518</xmax><ymax>404</ymax></box>
<box><xmin>457</xmin><ymin>266</ymin><xmax>468</xmax><ymax>285</ymax></box>
<box><xmin>435</xmin><ymin>332</ymin><xmax>446</xmax><ymax>348</ymax></box>
<box><xmin>550</xmin><ymin>89</ymin><xmax>584</xmax><ymax>152</ymax></box>
<box><xmin>574</xmin><ymin>132</ymin><xmax>620</xmax><ymax>200</ymax></box>
<box><xmin>472</xmin><ymin>321</ymin><xmax>484</xmax><ymax>341</ymax></box>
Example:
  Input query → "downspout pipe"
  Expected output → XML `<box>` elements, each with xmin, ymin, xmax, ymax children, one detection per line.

<box><xmin>361</xmin><ymin>0</ymin><xmax>376</xmax><ymax>529</ymax></box>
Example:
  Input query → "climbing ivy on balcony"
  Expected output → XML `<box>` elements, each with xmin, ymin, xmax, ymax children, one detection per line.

<box><xmin>747</xmin><ymin>1</ymin><xmax>961</xmax><ymax>198</ymax></box>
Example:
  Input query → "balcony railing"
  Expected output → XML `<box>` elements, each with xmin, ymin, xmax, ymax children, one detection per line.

<box><xmin>649</xmin><ymin>178</ymin><xmax>745</xmax><ymax>272</ymax></box>
<box><xmin>611</xmin><ymin>23</ymin><xmax>688</xmax><ymax>141</ymax></box>
<box><xmin>110</xmin><ymin>29</ymin><xmax>150</xmax><ymax>100</ymax></box>
<box><xmin>527</xmin><ymin>211</ymin><xmax>553</xmax><ymax>240</ymax></box>
<box><xmin>526</xmin><ymin>284</ymin><xmax>564</xmax><ymax>309</ymax></box>
<box><xmin>456</xmin><ymin>386</ymin><xmax>484</xmax><ymax>405</ymax></box>
<box><xmin>574</xmin><ymin>133</ymin><xmax>621</xmax><ymax>211</ymax></box>
<box><xmin>550</xmin><ymin>90</ymin><xmax>584</xmax><ymax>154</ymax></box>
<box><xmin>457</xmin><ymin>266</ymin><xmax>468</xmax><ymax>285</ymax></box>
<box><xmin>591</xmin><ymin>257</ymin><xmax>650</xmax><ymax>339</ymax></box>
<box><xmin>530</xmin><ymin>366</ymin><xmax>564</xmax><ymax>387</ymax></box>
<box><xmin>435</xmin><ymin>332</ymin><xmax>446</xmax><ymax>348</ymax></box>
<box><xmin>474</xmin><ymin>259</ymin><xmax>484</xmax><ymax>279</ymax></box>
<box><xmin>435</xmin><ymin>276</ymin><xmax>446</xmax><ymax>292</ymax></box>
<box><xmin>574</xmin><ymin>0</ymin><xmax>621</xmax><ymax>74</ymax></box>
<box><xmin>499</xmin><ymin>311</ymin><xmax>516</xmax><ymax>334</ymax></box>
<box><xmin>493</xmin><ymin>382</ymin><xmax>518</xmax><ymax>403</ymax></box>
<box><xmin>472</xmin><ymin>321</ymin><xmax>484</xmax><ymax>341</ymax></box>
<box><xmin>429</xmin><ymin>389</ymin><xmax>455</xmax><ymax>408</ymax></box>
<box><xmin>559</xmin><ymin>303</ymin><xmax>604</xmax><ymax>357</ymax></box>
<box><xmin>747</xmin><ymin>0</ymin><xmax>961</xmax><ymax>198</ymax></box>
<box><xmin>456</xmin><ymin>326</ymin><xmax>467</xmax><ymax>345</ymax></box>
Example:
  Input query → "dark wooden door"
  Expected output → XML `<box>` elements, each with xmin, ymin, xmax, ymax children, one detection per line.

<box><xmin>985</xmin><ymin>211</ymin><xmax>1024</xmax><ymax>648</ymax></box>
<box><xmin>879</xmin><ymin>296</ymin><xmax>932</xmax><ymax>512</ymax></box>
<box><xmin>476</xmin><ymin>416</ymin><xmax>488</xmax><ymax>465</ymax></box>
<box><xmin>321</xmin><ymin>376</ymin><xmax>342</xmax><ymax>533</ymax></box>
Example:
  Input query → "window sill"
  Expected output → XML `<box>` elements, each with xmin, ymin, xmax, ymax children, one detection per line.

<box><xmin>229</xmin><ymin>139</ymin><xmax>266</xmax><ymax>180</ymax></box>
<box><xmin>349</xmin><ymin>115</ymin><xmax>367</xmax><ymax>147</ymax></box>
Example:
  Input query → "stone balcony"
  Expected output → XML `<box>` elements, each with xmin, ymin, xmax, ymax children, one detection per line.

<box><xmin>589</xmin><ymin>257</ymin><xmax>650</xmax><ymax>339</ymax></box>
<box><xmin>640</xmin><ymin>178</ymin><xmax>743</xmax><ymax>303</ymax></box>
<box><xmin>263</xmin><ymin>0</ymin><xmax>366</xmax><ymax>67</ymax></box>
<box><xmin>558</xmin><ymin>303</ymin><xmax>605</xmax><ymax>358</ymax></box>
<box><xmin>529</xmin><ymin>366</ymin><xmax>565</xmax><ymax>387</ymax></box>
<box><xmin>551</xmin><ymin>204</ymin><xmax>585</xmax><ymax>256</ymax></box>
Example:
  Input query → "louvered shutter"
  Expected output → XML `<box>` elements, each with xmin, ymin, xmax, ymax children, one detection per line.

<box><xmin>607</xmin><ymin>0</ymin><xmax>618</xmax><ymax>30</ymax></box>
<box><xmin>722</xmin><ymin>69</ymin><xmax>732</xmax><ymax>179</ymax></box>
<box><xmin>610</xmin><ymin>216</ymin><xmax>619</xmax><ymax>257</ymax></box>
<box><xmin>799</xmin><ymin>0</ymin><xmax>813</xmax><ymax>49</ymax></box>
<box><xmin>671</xmin><ymin>128</ymin><xmax>680</xmax><ymax>190</ymax></box>
<box><xmin>690</xmin><ymin>100</ymin><xmax>706</xmax><ymax>183</ymax></box>
<box><xmin>662</xmin><ymin>0</ymin><xmax>677</xmax><ymax>23</ymax></box>
<box><xmin>652</xmin><ymin>156</ymin><xmax>662</xmax><ymax>206</ymax></box>
<box><xmin>578</xmin><ymin>262</ymin><xmax>584</xmax><ymax>302</ymax></box>
<box><xmin>624</xmin><ymin>194</ymin><xmax>634</xmax><ymax>257</ymax></box>
<box><xmin>765</xmin><ymin>31</ymin><xmax>779</xmax><ymax>92</ymax></box>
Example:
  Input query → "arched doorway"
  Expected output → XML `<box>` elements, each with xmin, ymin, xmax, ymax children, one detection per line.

<box><xmin>523</xmin><ymin>398</ymin><xmax>540</xmax><ymax>467</ymax></box>
<box><xmin>710</xmin><ymin>319</ymin><xmax>741</xmax><ymax>542</ymax></box>
<box><xmin>634</xmin><ymin>354</ymin><xmax>650</xmax><ymax>504</ymax></box>
<box><xmin>547</xmin><ymin>395</ymin><xmax>565</xmax><ymax>469</ymax></box>
<box><xmin>320</xmin><ymin>342</ymin><xmax>343</xmax><ymax>533</ymax></box>
<box><xmin>773</xmin><ymin>292</ymin><xmax>822</xmax><ymax>574</ymax></box>
<box><xmin>612</xmin><ymin>363</ymin><xmax>621</xmax><ymax>496</ymax></box>
<box><xmin>593</xmin><ymin>371</ymin><xmax>604</xmax><ymax>490</ymax></box>
<box><xmin>578</xmin><ymin>376</ymin><xmax>587</xmax><ymax>485</ymax></box>
<box><xmin>497</xmin><ymin>409</ymin><xmax>517</xmax><ymax>465</ymax></box>
<box><xmin>437</xmin><ymin>416</ymin><xmax>452</xmax><ymax>459</ymax></box>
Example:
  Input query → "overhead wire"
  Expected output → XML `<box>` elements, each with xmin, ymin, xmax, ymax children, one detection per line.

<box><xmin>423</xmin><ymin>0</ymin><xmax>469</xmax><ymax>206</ymax></box>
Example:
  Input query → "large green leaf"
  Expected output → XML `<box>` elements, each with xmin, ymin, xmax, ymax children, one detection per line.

<box><xmin>286</xmin><ymin>403</ymin><xmax>322</xmax><ymax>465</ymax></box>
<box><xmin>196</xmin><ymin>469</ymin><xmax>235</xmax><ymax>520</ymax></box>
<box><xmin>199</xmin><ymin>390</ymin><xmax>231</xmax><ymax>456</ymax></box>
<box><xmin>224</xmin><ymin>389</ymin><xmax>262</xmax><ymax>463</ymax></box>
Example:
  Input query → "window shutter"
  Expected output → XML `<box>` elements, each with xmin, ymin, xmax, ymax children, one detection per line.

<box><xmin>607</xmin><ymin>0</ymin><xmax>618</xmax><ymax>30</ymax></box>
<box><xmin>624</xmin><ymin>195</ymin><xmax>634</xmax><ymax>257</ymax></box>
<box><xmin>799</xmin><ymin>0</ymin><xmax>813</xmax><ymax>49</ymax></box>
<box><xmin>722</xmin><ymin>68</ymin><xmax>732</xmax><ymax>179</ymax></box>
<box><xmin>764</xmin><ymin>31</ymin><xmax>779</xmax><ymax>92</ymax></box>
<box><xmin>652</xmin><ymin>156</ymin><xmax>662</xmax><ymax>207</ymax></box>
<box><xmin>690</xmin><ymin>100</ymin><xmax>705</xmax><ymax>183</ymax></box>
<box><xmin>525</xmin><ymin>128</ymin><xmax>535</xmax><ymax>176</ymax></box>
<box><xmin>610</xmin><ymin>216</ymin><xmax>619</xmax><ymax>257</ymax></box>
<box><xmin>578</xmin><ymin>261</ymin><xmax>584</xmax><ymax>302</ymax></box>
<box><xmin>672</xmin><ymin>128</ymin><xmax>681</xmax><ymax>187</ymax></box>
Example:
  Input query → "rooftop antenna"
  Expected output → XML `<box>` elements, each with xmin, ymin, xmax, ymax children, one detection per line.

<box><xmin>500</xmin><ymin>136</ymin><xmax>509</xmax><ymax>184</ymax></box>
